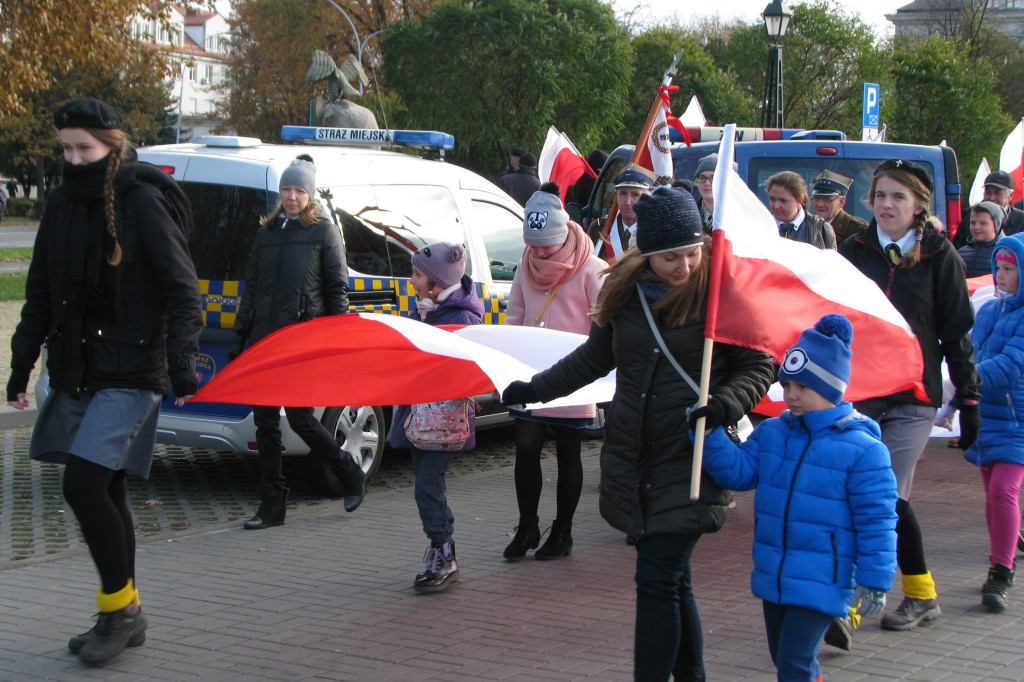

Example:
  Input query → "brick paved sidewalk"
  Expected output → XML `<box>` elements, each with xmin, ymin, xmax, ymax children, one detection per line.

<box><xmin>0</xmin><ymin>439</ymin><xmax>1021</xmax><ymax>681</ymax></box>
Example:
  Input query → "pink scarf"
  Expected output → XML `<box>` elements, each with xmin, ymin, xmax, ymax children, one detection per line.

<box><xmin>522</xmin><ymin>220</ymin><xmax>593</xmax><ymax>290</ymax></box>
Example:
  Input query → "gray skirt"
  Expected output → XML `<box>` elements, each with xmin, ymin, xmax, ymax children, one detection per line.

<box><xmin>29</xmin><ymin>388</ymin><xmax>163</xmax><ymax>479</ymax></box>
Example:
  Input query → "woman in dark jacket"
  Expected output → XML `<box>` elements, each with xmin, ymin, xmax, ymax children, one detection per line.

<box><xmin>503</xmin><ymin>187</ymin><xmax>774</xmax><ymax>681</ymax></box>
<box><xmin>838</xmin><ymin>159</ymin><xmax>981</xmax><ymax>635</ymax></box>
<box><xmin>6</xmin><ymin>98</ymin><xmax>202</xmax><ymax>666</ymax></box>
<box><xmin>230</xmin><ymin>157</ymin><xmax>364</xmax><ymax>529</ymax></box>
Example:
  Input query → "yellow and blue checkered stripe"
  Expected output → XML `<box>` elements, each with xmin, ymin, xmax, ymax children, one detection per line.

<box><xmin>199</xmin><ymin>277</ymin><xmax>506</xmax><ymax>328</ymax></box>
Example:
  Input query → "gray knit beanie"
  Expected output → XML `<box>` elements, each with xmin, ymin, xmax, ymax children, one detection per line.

<box><xmin>694</xmin><ymin>153</ymin><xmax>737</xmax><ymax>178</ymax></box>
<box><xmin>279</xmin><ymin>158</ymin><xmax>317</xmax><ymax>198</ymax></box>
<box><xmin>412</xmin><ymin>242</ymin><xmax>466</xmax><ymax>289</ymax></box>
<box><xmin>974</xmin><ymin>201</ymin><xmax>1006</xmax><ymax>231</ymax></box>
<box><xmin>523</xmin><ymin>191</ymin><xmax>570</xmax><ymax>247</ymax></box>
<box><xmin>635</xmin><ymin>187</ymin><xmax>704</xmax><ymax>256</ymax></box>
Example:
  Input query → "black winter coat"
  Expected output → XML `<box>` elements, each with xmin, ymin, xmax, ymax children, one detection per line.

<box><xmin>531</xmin><ymin>286</ymin><xmax>774</xmax><ymax>541</ymax></box>
<box><xmin>839</xmin><ymin>221</ymin><xmax>980</xmax><ymax>406</ymax></box>
<box><xmin>9</xmin><ymin>164</ymin><xmax>202</xmax><ymax>399</ymax></box>
<box><xmin>233</xmin><ymin>213</ymin><xmax>349</xmax><ymax>346</ymax></box>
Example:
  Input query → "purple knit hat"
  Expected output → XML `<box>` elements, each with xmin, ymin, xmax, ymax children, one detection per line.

<box><xmin>412</xmin><ymin>242</ymin><xmax>466</xmax><ymax>289</ymax></box>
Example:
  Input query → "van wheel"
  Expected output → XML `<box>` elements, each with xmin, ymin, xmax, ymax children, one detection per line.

<box><xmin>321</xmin><ymin>406</ymin><xmax>384</xmax><ymax>483</ymax></box>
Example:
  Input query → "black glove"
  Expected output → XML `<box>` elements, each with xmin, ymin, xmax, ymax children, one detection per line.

<box><xmin>170</xmin><ymin>368</ymin><xmax>198</xmax><ymax>399</ymax></box>
<box><xmin>501</xmin><ymin>380</ymin><xmax>539</xmax><ymax>406</ymax></box>
<box><xmin>688</xmin><ymin>397</ymin><xmax>727</xmax><ymax>431</ymax></box>
<box><xmin>957</xmin><ymin>402</ymin><xmax>981</xmax><ymax>450</ymax></box>
<box><xmin>6</xmin><ymin>366</ymin><xmax>30</xmax><ymax>402</ymax></box>
<box><xmin>225</xmin><ymin>341</ymin><xmax>244</xmax><ymax>363</ymax></box>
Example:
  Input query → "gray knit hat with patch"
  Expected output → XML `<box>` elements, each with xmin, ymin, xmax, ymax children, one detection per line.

<box><xmin>523</xmin><ymin>191</ymin><xmax>570</xmax><ymax>247</ymax></box>
<box><xmin>279</xmin><ymin>157</ymin><xmax>317</xmax><ymax>198</ymax></box>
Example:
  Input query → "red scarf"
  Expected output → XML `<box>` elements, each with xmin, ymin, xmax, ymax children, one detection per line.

<box><xmin>522</xmin><ymin>220</ymin><xmax>593</xmax><ymax>290</ymax></box>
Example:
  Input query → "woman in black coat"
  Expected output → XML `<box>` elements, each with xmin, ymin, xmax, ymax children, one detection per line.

<box><xmin>7</xmin><ymin>98</ymin><xmax>202</xmax><ymax>666</ymax></box>
<box><xmin>503</xmin><ymin>187</ymin><xmax>774</xmax><ymax>681</ymax></box>
<box><xmin>230</xmin><ymin>157</ymin><xmax>364</xmax><ymax>529</ymax></box>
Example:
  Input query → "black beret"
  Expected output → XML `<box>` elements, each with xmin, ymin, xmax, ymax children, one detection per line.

<box><xmin>53</xmin><ymin>98</ymin><xmax>124</xmax><ymax>130</ymax></box>
<box><xmin>875</xmin><ymin>158</ymin><xmax>933</xmax><ymax>194</ymax></box>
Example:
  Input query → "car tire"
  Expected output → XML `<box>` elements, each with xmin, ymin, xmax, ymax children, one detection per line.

<box><xmin>321</xmin><ymin>406</ymin><xmax>384</xmax><ymax>483</ymax></box>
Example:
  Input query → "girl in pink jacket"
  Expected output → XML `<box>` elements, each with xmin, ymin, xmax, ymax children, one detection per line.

<box><xmin>503</xmin><ymin>184</ymin><xmax>607</xmax><ymax>561</ymax></box>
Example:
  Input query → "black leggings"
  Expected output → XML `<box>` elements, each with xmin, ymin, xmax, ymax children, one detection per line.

<box><xmin>895</xmin><ymin>498</ymin><xmax>927</xmax><ymax>576</ymax></box>
<box><xmin>62</xmin><ymin>455</ymin><xmax>135</xmax><ymax>595</ymax></box>
<box><xmin>513</xmin><ymin>419</ymin><xmax>583</xmax><ymax>524</ymax></box>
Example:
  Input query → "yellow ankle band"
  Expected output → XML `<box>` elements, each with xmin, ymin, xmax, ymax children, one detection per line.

<box><xmin>901</xmin><ymin>572</ymin><xmax>937</xmax><ymax>600</ymax></box>
<box><xmin>849</xmin><ymin>607</ymin><xmax>861</xmax><ymax>630</ymax></box>
<box><xmin>96</xmin><ymin>578</ymin><xmax>138</xmax><ymax>613</ymax></box>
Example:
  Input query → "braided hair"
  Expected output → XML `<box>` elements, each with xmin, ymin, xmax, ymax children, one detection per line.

<box><xmin>88</xmin><ymin>127</ymin><xmax>131</xmax><ymax>266</ymax></box>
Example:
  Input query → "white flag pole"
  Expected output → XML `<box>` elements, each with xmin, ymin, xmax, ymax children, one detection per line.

<box><xmin>689</xmin><ymin>336</ymin><xmax>715</xmax><ymax>501</ymax></box>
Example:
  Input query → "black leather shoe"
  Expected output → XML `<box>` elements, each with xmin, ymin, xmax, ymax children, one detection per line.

<box><xmin>503</xmin><ymin>518</ymin><xmax>540</xmax><ymax>561</ymax></box>
<box><xmin>243</xmin><ymin>514</ymin><xmax>284</xmax><ymax>530</ymax></box>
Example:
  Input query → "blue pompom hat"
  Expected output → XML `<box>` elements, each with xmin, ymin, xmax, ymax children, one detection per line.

<box><xmin>778</xmin><ymin>314</ymin><xmax>854</xmax><ymax>406</ymax></box>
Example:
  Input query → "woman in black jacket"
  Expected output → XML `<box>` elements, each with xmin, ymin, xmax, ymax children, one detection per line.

<box><xmin>6</xmin><ymin>98</ymin><xmax>202</xmax><ymax>666</ymax></box>
<box><xmin>230</xmin><ymin>157</ymin><xmax>364</xmax><ymax>529</ymax></box>
<box><xmin>838</xmin><ymin>159</ymin><xmax>980</xmax><ymax>636</ymax></box>
<box><xmin>503</xmin><ymin>187</ymin><xmax>774</xmax><ymax>682</ymax></box>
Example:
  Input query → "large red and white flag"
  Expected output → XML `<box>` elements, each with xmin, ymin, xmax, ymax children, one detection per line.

<box><xmin>706</xmin><ymin>126</ymin><xmax>928</xmax><ymax>403</ymax></box>
<box><xmin>999</xmin><ymin>118</ymin><xmax>1024</xmax><ymax>205</ymax></box>
<box><xmin>538</xmin><ymin>126</ymin><xmax>596</xmax><ymax>204</ymax></box>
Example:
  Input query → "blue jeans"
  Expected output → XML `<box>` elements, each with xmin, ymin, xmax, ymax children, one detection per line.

<box><xmin>762</xmin><ymin>602</ymin><xmax>831</xmax><ymax>682</ymax></box>
<box><xmin>411</xmin><ymin>448</ymin><xmax>455</xmax><ymax>545</ymax></box>
<box><xmin>634</xmin><ymin>533</ymin><xmax>705</xmax><ymax>682</ymax></box>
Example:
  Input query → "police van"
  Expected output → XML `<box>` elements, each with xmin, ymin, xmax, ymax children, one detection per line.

<box><xmin>131</xmin><ymin>127</ymin><xmax>524</xmax><ymax>479</ymax></box>
<box><xmin>584</xmin><ymin>128</ymin><xmax>962</xmax><ymax>237</ymax></box>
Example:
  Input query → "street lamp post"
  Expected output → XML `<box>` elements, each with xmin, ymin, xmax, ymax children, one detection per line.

<box><xmin>322</xmin><ymin>0</ymin><xmax>386</xmax><ymax>95</ymax></box>
<box><xmin>759</xmin><ymin>0</ymin><xmax>792</xmax><ymax>129</ymax></box>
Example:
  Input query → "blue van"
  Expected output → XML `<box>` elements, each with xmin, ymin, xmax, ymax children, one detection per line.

<box><xmin>582</xmin><ymin>130</ymin><xmax>962</xmax><ymax>238</ymax></box>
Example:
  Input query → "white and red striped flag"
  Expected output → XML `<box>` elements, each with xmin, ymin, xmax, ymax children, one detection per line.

<box><xmin>538</xmin><ymin>126</ymin><xmax>596</xmax><ymax>204</ymax></box>
<box><xmin>706</xmin><ymin>125</ymin><xmax>928</xmax><ymax>404</ymax></box>
<box><xmin>998</xmin><ymin>118</ymin><xmax>1024</xmax><ymax>205</ymax></box>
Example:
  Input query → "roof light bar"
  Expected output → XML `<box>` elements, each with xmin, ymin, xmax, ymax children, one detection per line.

<box><xmin>281</xmin><ymin>126</ymin><xmax>455</xmax><ymax>150</ymax></box>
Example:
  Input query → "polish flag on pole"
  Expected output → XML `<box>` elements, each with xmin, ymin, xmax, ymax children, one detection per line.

<box><xmin>679</xmin><ymin>95</ymin><xmax>707</xmax><ymax>127</ymax></box>
<box><xmin>686</xmin><ymin>124</ymin><xmax>927</xmax><ymax>499</ymax></box>
<box><xmin>538</xmin><ymin>126</ymin><xmax>597</xmax><ymax>204</ymax></box>
<box><xmin>998</xmin><ymin>118</ymin><xmax>1024</xmax><ymax>205</ymax></box>
<box><xmin>970</xmin><ymin>158</ymin><xmax>991</xmax><ymax>206</ymax></box>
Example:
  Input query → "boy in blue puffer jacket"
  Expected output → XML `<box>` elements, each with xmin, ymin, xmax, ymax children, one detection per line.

<box><xmin>962</xmin><ymin>232</ymin><xmax>1024</xmax><ymax>612</ymax></box>
<box><xmin>700</xmin><ymin>314</ymin><xmax>898</xmax><ymax>682</ymax></box>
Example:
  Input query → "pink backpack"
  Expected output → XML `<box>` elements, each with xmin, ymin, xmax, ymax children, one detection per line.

<box><xmin>403</xmin><ymin>398</ymin><xmax>479</xmax><ymax>452</ymax></box>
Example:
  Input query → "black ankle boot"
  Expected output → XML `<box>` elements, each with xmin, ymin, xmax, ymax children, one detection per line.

<box><xmin>244</xmin><ymin>485</ymin><xmax>288</xmax><ymax>530</ymax></box>
<box><xmin>535</xmin><ymin>519</ymin><xmax>573</xmax><ymax>560</ymax></box>
<box><xmin>329</xmin><ymin>450</ymin><xmax>365</xmax><ymax>512</ymax></box>
<box><xmin>503</xmin><ymin>517</ymin><xmax>540</xmax><ymax>561</ymax></box>
<box><xmin>982</xmin><ymin>563</ymin><xmax>1014</xmax><ymax>612</ymax></box>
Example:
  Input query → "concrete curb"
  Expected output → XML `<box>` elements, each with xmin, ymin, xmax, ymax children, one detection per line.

<box><xmin>0</xmin><ymin>407</ymin><xmax>36</xmax><ymax>429</ymax></box>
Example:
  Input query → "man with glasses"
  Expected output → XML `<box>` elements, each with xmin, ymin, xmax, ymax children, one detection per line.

<box><xmin>693</xmin><ymin>154</ymin><xmax>736</xmax><ymax>234</ymax></box>
<box><xmin>811</xmin><ymin>170</ymin><xmax>867</xmax><ymax>245</ymax></box>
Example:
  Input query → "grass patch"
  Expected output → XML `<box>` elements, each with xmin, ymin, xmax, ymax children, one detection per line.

<box><xmin>0</xmin><ymin>272</ymin><xmax>27</xmax><ymax>301</ymax></box>
<box><xmin>0</xmin><ymin>247</ymin><xmax>32</xmax><ymax>262</ymax></box>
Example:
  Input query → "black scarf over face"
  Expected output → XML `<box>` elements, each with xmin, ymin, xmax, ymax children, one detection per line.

<box><xmin>62</xmin><ymin>155</ymin><xmax>123</xmax><ymax>323</ymax></box>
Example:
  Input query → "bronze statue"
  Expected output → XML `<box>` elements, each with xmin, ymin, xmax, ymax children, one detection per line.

<box><xmin>305</xmin><ymin>50</ymin><xmax>378</xmax><ymax>130</ymax></box>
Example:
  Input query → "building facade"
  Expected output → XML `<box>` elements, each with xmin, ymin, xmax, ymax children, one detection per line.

<box><xmin>887</xmin><ymin>0</ymin><xmax>1024</xmax><ymax>40</ymax></box>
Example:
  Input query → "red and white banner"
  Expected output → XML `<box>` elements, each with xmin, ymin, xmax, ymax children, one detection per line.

<box><xmin>191</xmin><ymin>314</ymin><xmax>614</xmax><ymax>409</ymax></box>
<box><xmin>635</xmin><ymin>95</ymin><xmax>675</xmax><ymax>180</ymax></box>
<box><xmin>970</xmin><ymin>157</ymin><xmax>991</xmax><ymax>206</ymax></box>
<box><xmin>707</xmin><ymin>125</ymin><xmax>928</xmax><ymax>405</ymax></box>
<box><xmin>999</xmin><ymin>118</ymin><xmax>1024</xmax><ymax>205</ymax></box>
<box><xmin>538</xmin><ymin>126</ymin><xmax>596</xmax><ymax>204</ymax></box>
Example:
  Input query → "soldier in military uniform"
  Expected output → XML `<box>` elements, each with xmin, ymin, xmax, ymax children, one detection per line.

<box><xmin>811</xmin><ymin>170</ymin><xmax>867</xmax><ymax>245</ymax></box>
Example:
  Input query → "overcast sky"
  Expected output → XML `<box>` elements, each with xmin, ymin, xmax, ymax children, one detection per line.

<box><xmin>610</xmin><ymin>0</ymin><xmax>908</xmax><ymax>38</ymax></box>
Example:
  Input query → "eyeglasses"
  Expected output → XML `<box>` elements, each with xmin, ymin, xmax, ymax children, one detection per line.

<box><xmin>696</xmin><ymin>175</ymin><xmax>714</xmax><ymax>184</ymax></box>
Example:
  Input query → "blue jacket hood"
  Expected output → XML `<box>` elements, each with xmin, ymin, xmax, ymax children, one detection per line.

<box><xmin>779</xmin><ymin>402</ymin><xmax>881</xmax><ymax>440</ymax></box>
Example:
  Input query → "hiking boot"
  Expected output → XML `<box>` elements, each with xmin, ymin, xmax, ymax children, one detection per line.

<box><xmin>823</xmin><ymin>616</ymin><xmax>853</xmax><ymax>651</ymax></box>
<box><xmin>880</xmin><ymin>597</ymin><xmax>941</xmax><ymax>631</ymax></box>
<box><xmin>503</xmin><ymin>517</ymin><xmax>540</xmax><ymax>561</ymax></box>
<box><xmin>77</xmin><ymin>605</ymin><xmax>148</xmax><ymax>666</ymax></box>
<box><xmin>414</xmin><ymin>540</ymin><xmax>459</xmax><ymax>592</ymax></box>
<box><xmin>68</xmin><ymin>610</ymin><xmax>146</xmax><ymax>654</ymax></box>
<box><xmin>535</xmin><ymin>518</ymin><xmax>573</xmax><ymax>560</ymax></box>
<box><xmin>244</xmin><ymin>485</ymin><xmax>288</xmax><ymax>530</ymax></box>
<box><xmin>328</xmin><ymin>449</ymin><xmax>365</xmax><ymax>513</ymax></box>
<box><xmin>982</xmin><ymin>563</ymin><xmax>1014</xmax><ymax>612</ymax></box>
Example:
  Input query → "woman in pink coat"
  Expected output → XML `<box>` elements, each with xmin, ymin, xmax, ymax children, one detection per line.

<box><xmin>503</xmin><ymin>184</ymin><xmax>607</xmax><ymax>561</ymax></box>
